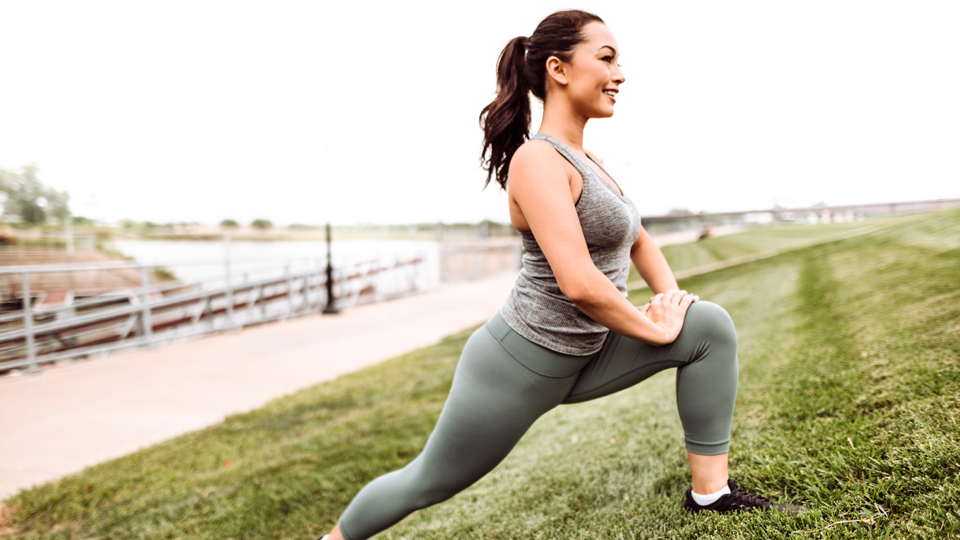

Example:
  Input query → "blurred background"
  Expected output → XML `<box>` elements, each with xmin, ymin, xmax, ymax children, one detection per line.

<box><xmin>1</xmin><ymin>0</ymin><xmax>958</xmax><ymax>372</ymax></box>
<box><xmin>3</xmin><ymin>3</ymin><xmax>960</xmax><ymax>532</ymax></box>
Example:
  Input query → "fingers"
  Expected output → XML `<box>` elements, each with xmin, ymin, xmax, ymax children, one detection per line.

<box><xmin>650</xmin><ymin>289</ymin><xmax>680</xmax><ymax>304</ymax></box>
<box><xmin>666</xmin><ymin>289</ymin><xmax>685</xmax><ymax>306</ymax></box>
<box><xmin>674</xmin><ymin>289</ymin><xmax>686</xmax><ymax>306</ymax></box>
<box><xmin>650</xmin><ymin>289</ymin><xmax>700</xmax><ymax>306</ymax></box>
<box><xmin>649</xmin><ymin>289</ymin><xmax>700</xmax><ymax>305</ymax></box>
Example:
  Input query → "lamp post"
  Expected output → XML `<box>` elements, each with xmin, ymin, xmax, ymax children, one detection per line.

<box><xmin>322</xmin><ymin>221</ymin><xmax>339</xmax><ymax>314</ymax></box>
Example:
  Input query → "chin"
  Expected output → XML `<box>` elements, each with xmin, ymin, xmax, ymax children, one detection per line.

<box><xmin>585</xmin><ymin>102</ymin><xmax>616</xmax><ymax>119</ymax></box>
<box><xmin>596</xmin><ymin>107</ymin><xmax>615</xmax><ymax>119</ymax></box>
<box><xmin>597</xmin><ymin>102</ymin><xmax>616</xmax><ymax>118</ymax></box>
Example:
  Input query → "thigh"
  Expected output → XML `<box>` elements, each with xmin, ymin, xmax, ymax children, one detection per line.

<box><xmin>411</xmin><ymin>322</ymin><xmax>580</xmax><ymax>491</ymax></box>
<box><xmin>338</xmin><ymin>323</ymin><xmax>581</xmax><ymax>538</ymax></box>
<box><xmin>562</xmin><ymin>300</ymin><xmax>725</xmax><ymax>404</ymax></box>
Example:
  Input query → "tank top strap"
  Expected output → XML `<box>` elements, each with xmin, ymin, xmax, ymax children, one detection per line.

<box><xmin>529</xmin><ymin>133</ymin><xmax>596</xmax><ymax>182</ymax></box>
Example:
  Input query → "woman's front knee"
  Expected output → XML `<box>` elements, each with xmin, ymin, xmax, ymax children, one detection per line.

<box><xmin>686</xmin><ymin>300</ymin><xmax>737</xmax><ymax>348</ymax></box>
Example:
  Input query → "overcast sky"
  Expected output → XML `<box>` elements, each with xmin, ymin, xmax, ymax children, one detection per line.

<box><xmin>1</xmin><ymin>1</ymin><xmax>957</xmax><ymax>226</ymax></box>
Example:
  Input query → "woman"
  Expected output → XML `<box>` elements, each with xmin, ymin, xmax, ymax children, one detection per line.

<box><xmin>319</xmin><ymin>9</ymin><xmax>803</xmax><ymax>540</ymax></box>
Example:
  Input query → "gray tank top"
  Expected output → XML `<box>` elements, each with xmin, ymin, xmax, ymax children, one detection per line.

<box><xmin>498</xmin><ymin>133</ymin><xmax>643</xmax><ymax>355</ymax></box>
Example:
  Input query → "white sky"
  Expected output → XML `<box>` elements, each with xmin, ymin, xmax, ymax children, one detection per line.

<box><xmin>1</xmin><ymin>1</ymin><xmax>957</xmax><ymax>226</ymax></box>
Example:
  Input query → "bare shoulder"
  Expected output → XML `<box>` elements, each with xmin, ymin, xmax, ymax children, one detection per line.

<box><xmin>510</xmin><ymin>138</ymin><xmax>563</xmax><ymax>172</ymax></box>
<box><xmin>508</xmin><ymin>139</ymin><xmax>567</xmax><ymax>196</ymax></box>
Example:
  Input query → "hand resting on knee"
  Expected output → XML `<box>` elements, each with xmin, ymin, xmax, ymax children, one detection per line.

<box><xmin>637</xmin><ymin>288</ymin><xmax>699</xmax><ymax>345</ymax></box>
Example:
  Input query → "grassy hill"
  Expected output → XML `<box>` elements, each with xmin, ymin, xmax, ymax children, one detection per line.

<box><xmin>2</xmin><ymin>208</ymin><xmax>958</xmax><ymax>539</ymax></box>
<box><xmin>629</xmin><ymin>216</ymin><xmax>904</xmax><ymax>284</ymax></box>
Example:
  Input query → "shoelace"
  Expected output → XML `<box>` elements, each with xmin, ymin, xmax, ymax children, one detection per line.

<box><xmin>730</xmin><ymin>484</ymin><xmax>774</xmax><ymax>507</ymax></box>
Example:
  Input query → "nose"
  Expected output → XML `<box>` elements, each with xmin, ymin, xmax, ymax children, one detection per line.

<box><xmin>614</xmin><ymin>65</ymin><xmax>626</xmax><ymax>85</ymax></box>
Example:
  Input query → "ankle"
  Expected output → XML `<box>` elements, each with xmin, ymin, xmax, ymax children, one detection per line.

<box><xmin>690</xmin><ymin>481</ymin><xmax>731</xmax><ymax>506</ymax></box>
<box><xmin>687</xmin><ymin>451</ymin><xmax>729</xmax><ymax>495</ymax></box>
<box><xmin>692</xmin><ymin>477</ymin><xmax>729</xmax><ymax>495</ymax></box>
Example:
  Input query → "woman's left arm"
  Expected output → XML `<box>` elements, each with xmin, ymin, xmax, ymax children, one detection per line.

<box><xmin>630</xmin><ymin>225</ymin><xmax>679</xmax><ymax>294</ymax></box>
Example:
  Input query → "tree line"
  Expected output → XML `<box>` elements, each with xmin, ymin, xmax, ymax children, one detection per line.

<box><xmin>0</xmin><ymin>164</ymin><xmax>71</xmax><ymax>225</ymax></box>
<box><xmin>0</xmin><ymin>165</ymin><xmax>280</xmax><ymax>231</ymax></box>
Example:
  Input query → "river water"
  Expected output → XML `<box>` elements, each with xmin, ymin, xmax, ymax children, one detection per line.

<box><xmin>110</xmin><ymin>239</ymin><xmax>441</xmax><ymax>290</ymax></box>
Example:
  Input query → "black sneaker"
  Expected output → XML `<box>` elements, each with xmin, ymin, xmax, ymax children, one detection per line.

<box><xmin>684</xmin><ymin>478</ymin><xmax>806</xmax><ymax>514</ymax></box>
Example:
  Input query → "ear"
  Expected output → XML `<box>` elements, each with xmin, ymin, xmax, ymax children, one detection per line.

<box><xmin>544</xmin><ymin>55</ymin><xmax>569</xmax><ymax>87</ymax></box>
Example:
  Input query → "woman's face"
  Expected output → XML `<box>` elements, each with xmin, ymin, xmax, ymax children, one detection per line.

<box><xmin>560</xmin><ymin>21</ymin><xmax>626</xmax><ymax>119</ymax></box>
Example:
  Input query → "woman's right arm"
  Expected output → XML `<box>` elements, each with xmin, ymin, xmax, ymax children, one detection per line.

<box><xmin>508</xmin><ymin>141</ymin><xmax>693</xmax><ymax>346</ymax></box>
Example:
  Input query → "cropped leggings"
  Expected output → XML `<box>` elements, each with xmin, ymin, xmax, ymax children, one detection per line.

<box><xmin>336</xmin><ymin>300</ymin><xmax>739</xmax><ymax>540</ymax></box>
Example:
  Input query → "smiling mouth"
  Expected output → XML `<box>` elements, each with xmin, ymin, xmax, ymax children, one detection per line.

<box><xmin>603</xmin><ymin>90</ymin><xmax>617</xmax><ymax>102</ymax></box>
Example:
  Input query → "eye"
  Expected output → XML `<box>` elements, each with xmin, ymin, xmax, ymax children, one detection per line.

<box><xmin>602</xmin><ymin>55</ymin><xmax>622</xmax><ymax>68</ymax></box>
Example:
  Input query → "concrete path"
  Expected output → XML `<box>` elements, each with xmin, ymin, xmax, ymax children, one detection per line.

<box><xmin>0</xmin><ymin>271</ymin><xmax>520</xmax><ymax>500</ymax></box>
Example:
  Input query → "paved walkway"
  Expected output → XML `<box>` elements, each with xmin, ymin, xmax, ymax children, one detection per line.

<box><xmin>0</xmin><ymin>271</ymin><xmax>520</xmax><ymax>500</ymax></box>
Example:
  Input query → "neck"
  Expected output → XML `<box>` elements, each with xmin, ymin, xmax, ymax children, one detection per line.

<box><xmin>538</xmin><ymin>98</ymin><xmax>588</xmax><ymax>152</ymax></box>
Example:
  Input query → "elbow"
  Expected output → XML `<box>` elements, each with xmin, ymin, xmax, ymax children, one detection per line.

<box><xmin>563</xmin><ymin>286</ymin><xmax>586</xmax><ymax>304</ymax></box>
<box><xmin>561</xmin><ymin>276</ymin><xmax>600</xmax><ymax>305</ymax></box>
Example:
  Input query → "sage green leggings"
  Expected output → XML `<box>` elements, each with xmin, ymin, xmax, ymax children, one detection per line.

<box><xmin>337</xmin><ymin>300</ymin><xmax>738</xmax><ymax>540</ymax></box>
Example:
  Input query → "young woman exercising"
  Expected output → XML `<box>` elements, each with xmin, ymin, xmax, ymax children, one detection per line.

<box><xmin>319</xmin><ymin>9</ymin><xmax>803</xmax><ymax>540</ymax></box>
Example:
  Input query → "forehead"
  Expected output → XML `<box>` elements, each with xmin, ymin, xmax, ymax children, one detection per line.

<box><xmin>579</xmin><ymin>21</ymin><xmax>618</xmax><ymax>53</ymax></box>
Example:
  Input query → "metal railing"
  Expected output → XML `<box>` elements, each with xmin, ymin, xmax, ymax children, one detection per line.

<box><xmin>0</xmin><ymin>253</ymin><xmax>429</xmax><ymax>375</ymax></box>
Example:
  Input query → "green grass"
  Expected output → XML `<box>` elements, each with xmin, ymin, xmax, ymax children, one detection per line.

<box><xmin>2</xmin><ymin>208</ymin><xmax>959</xmax><ymax>539</ymax></box>
<box><xmin>628</xmin><ymin>216</ymin><xmax>903</xmax><ymax>281</ymax></box>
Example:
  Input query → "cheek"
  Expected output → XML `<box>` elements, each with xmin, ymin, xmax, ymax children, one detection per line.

<box><xmin>576</xmin><ymin>73</ymin><xmax>606</xmax><ymax>100</ymax></box>
<box><xmin>590</xmin><ymin>69</ymin><xmax>609</xmax><ymax>94</ymax></box>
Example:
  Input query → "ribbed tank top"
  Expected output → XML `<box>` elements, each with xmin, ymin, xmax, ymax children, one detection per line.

<box><xmin>498</xmin><ymin>133</ymin><xmax>643</xmax><ymax>355</ymax></box>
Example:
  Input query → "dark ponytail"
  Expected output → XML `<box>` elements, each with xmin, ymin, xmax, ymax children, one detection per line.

<box><xmin>479</xmin><ymin>10</ymin><xmax>605</xmax><ymax>191</ymax></box>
